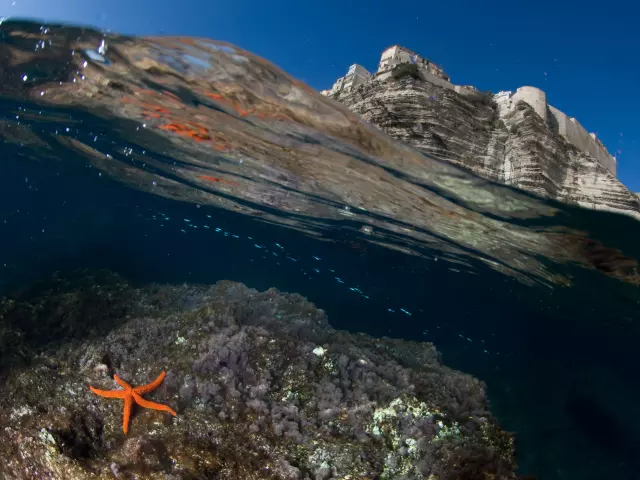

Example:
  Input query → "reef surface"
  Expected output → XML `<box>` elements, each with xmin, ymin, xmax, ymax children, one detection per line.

<box><xmin>0</xmin><ymin>270</ymin><xmax>518</xmax><ymax>479</ymax></box>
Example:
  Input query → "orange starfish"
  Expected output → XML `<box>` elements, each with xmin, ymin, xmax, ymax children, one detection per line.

<box><xmin>89</xmin><ymin>371</ymin><xmax>177</xmax><ymax>434</ymax></box>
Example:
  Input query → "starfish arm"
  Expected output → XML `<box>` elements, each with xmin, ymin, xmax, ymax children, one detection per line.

<box><xmin>123</xmin><ymin>394</ymin><xmax>133</xmax><ymax>435</ymax></box>
<box><xmin>132</xmin><ymin>391</ymin><xmax>177</xmax><ymax>416</ymax></box>
<box><xmin>133</xmin><ymin>371</ymin><xmax>166</xmax><ymax>394</ymax></box>
<box><xmin>89</xmin><ymin>386</ymin><xmax>127</xmax><ymax>398</ymax></box>
<box><xmin>114</xmin><ymin>374</ymin><xmax>133</xmax><ymax>390</ymax></box>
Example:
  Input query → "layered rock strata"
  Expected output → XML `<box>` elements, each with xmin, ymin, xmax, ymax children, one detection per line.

<box><xmin>333</xmin><ymin>76</ymin><xmax>640</xmax><ymax>218</ymax></box>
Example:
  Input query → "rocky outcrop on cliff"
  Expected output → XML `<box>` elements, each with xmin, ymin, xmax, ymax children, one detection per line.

<box><xmin>333</xmin><ymin>76</ymin><xmax>640</xmax><ymax>217</ymax></box>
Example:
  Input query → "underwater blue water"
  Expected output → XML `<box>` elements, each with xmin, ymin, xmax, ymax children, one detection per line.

<box><xmin>3</xmin><ymin>114</ymin><xmax>640</xmax><ymax>479</ymax></box>
<box><xmin>2</xmin><ymin>20</ymin><xmax>640</xmax><ymax>479</ymax></box>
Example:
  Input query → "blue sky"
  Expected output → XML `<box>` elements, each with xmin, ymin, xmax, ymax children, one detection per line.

<box><xmin>4</xmin><ymin>0</ymin><xmax>639</xmax><ymax>191</ymax></box>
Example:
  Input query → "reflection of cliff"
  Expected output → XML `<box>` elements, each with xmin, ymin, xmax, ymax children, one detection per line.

<box><xmin>334</xmin><ymin>77</ymin><xmax>639</xmax><ymax>218</ymax></box>
<box><xmin>1</xmin><ymin>19</ymin><xmax>639</xmax><ymax>288</ymax></box>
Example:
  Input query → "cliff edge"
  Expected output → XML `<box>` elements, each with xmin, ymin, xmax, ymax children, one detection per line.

<box><xmin>331</xmin><ymin>73</ymin><xmax>640</xmax><ymax>218</ymax></box>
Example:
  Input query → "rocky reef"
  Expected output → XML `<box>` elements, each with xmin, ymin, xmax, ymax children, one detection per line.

<box><xmin>0</xmin><ymin>270</ymin><xmax>520</xmax><ymax>479</ymax></box>
<box><xmin>332</xmin><ymin>75</ymin><xmax>640</xmax><ymax>218</ymax></box>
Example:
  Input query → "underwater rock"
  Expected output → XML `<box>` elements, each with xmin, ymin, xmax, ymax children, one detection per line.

<box><xmin>0</xmin><ymin>271</ymin><xmax>519</xmax><ymax>479</ymax></box>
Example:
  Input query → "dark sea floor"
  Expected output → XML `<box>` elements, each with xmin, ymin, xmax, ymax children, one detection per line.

<box><xmin>2</xmin><ymin>136</ymin><xmax>640</xmax><ymax>480</ymax></box>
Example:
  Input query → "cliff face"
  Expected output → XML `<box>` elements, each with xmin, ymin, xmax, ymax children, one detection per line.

<box><xmin>334</xmin><ymin>76</ymin><xmax>640</xmax><ymax>217</ymax></box>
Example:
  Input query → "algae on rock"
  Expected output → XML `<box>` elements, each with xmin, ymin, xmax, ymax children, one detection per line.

<box><xmin>0</xmin><ymin>271</ymin><xmax>519</xmax><ymax>479</ymax></box>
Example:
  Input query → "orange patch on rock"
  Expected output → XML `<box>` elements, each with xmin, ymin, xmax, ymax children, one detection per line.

<box><xmin>199</xmin><ymin>175</ymin><xmax>239</xmax><ymax>186</ymax></box>
<box><xmin>159</xmin><ymin>123</ymin><xmax>211</xmax><ymax>142</ymax></box>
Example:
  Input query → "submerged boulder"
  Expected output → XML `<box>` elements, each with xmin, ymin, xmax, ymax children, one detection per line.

<box><xmin>0</xmin><ymin>271</ymin><xmax>518</xmax><ymax>479</ymax></box>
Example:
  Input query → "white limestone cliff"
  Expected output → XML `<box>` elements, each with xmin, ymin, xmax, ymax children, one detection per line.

<box><xmin>330</xmin><ymin>74</ymin><xmax>640</xmax><ymax>218</ymax></box>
